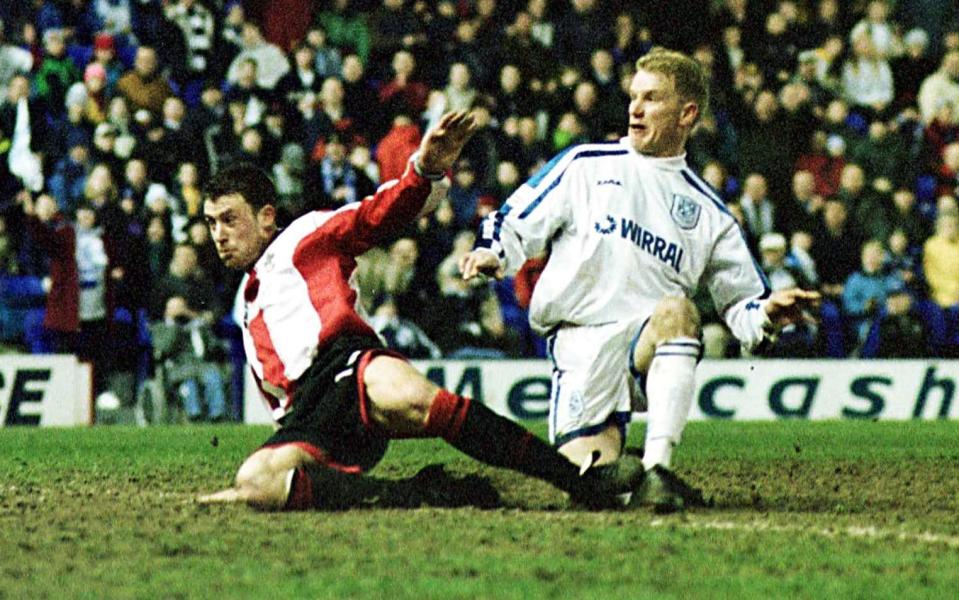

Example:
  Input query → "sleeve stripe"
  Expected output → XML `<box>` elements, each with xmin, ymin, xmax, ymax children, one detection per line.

<box><xmin>680</xmin><ymin>170</ymin><xmax>731</xmax><ymax>216</ymax></box>
<box><xmin>681</xmin><ymin>170</ymin><xmax>771</xmax><ymax>297</ymax></box>
<box><xmin>515</xmin><ymin>149</ymin><xmax>629</xmax><ymax>220</ymax></box>
<box><xmin>526</xmin><ymin>145</ymin><xmax>576</xmax><ymax>188</ymax></box>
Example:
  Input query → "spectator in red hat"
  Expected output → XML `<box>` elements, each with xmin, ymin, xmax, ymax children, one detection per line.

<box><xmin>91</xmin><ymin>33</ymin><xmax>123</xmax><ymax>95</ymax></box>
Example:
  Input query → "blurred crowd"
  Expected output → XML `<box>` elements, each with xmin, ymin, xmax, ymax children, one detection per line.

<box><xmin>1</xmin><ymin>0</ymin><xmax>959</xmax><ymax>420</ymax></box>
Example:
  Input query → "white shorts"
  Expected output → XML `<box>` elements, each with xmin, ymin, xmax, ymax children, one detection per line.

<box><xmin>546</xmin><ymin>317</ymin><xmax>649</xmax><ymax>447</ymax></box>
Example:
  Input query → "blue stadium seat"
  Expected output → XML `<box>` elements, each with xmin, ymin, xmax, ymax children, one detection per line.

<box><xmin>0</xmin><ymin>274</ymin><xmax>46</xmax><ymax>308</ymax></box>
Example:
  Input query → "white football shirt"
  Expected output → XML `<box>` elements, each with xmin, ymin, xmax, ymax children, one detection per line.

<box><xmin>475</xmin><ymin>138</ymin><xmax>773</xmax><ymax>351</ymax></box>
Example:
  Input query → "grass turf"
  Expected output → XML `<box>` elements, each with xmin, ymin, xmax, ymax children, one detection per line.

<box><xmin>1</xmin><ymin>420</ymin><xmax>958</xmax><ymax>599</ymax></box>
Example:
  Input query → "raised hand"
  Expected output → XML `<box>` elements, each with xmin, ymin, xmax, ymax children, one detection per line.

<box><xmin>764</xmin><ymin>288</ymin><xmax>822</xmax><ymax>328</ymax></box>
<box><xmin>417</xmin><ymin>111</ymin><xmax>478</xmax><ymax>176</ymax></box>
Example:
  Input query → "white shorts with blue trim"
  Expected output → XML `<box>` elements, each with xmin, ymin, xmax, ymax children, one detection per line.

<box><xmin>546</xmin><ymin>317</ymin><xmax>650</xmax><ymax>447</ymax></box>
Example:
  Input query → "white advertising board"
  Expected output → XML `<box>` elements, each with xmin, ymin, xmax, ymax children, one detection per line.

<box><xmin>0</xmin><ymin>354</ymin><xmax>93</xmax><ymax>426</ymax></box>
<box><xmin>243</xmin><ymin>359</ymin><xmax>959</xmax><ymax>424</ymax></box>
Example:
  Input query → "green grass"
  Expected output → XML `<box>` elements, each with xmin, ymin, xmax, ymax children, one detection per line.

<box><xmin>1</xmin><ymin>421</ymin><xmax>958</xmax><ymax>599</ymax></box>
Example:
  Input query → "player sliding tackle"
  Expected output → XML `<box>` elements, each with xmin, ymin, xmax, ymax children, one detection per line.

<box><xmin>460</xmin><ymin>49</ymin><xmax>821</xmax><ymax>512</ymax></box>
<box><xmin>198</xmin><ymin>111</ymin><xmax>647</xmax><ymax>510</ymax></box>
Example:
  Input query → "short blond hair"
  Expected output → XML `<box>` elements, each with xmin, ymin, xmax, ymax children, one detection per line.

<box><xmin>635</xmin><ymin>48</ymin><xmax>709</xmax><ymax>119</ymax></box>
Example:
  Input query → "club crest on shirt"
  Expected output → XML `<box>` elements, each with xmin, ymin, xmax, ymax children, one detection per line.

<box><xmin>670</xmin><ymin>193</ymin><xmax>701</xmax><ymax>229</ymax></box>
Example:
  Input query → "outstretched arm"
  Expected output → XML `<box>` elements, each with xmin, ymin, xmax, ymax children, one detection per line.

<box><xmin>328</xmin><ymin>111</ymin><xmax>477</xmax><ymax>255</ymax></box>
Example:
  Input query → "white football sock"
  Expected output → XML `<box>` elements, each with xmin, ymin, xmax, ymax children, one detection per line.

<box><xmin>642</xmin><ymin>337</ymin><xmax>701</xmax><ymax>470</ymax></box>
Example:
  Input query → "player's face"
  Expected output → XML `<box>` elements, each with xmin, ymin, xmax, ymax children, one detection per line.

<box><xmin>204</xmin><ymin>194</ymin><xmax>276</xmax><ymax>270</ymax></box>
<box><xmin>627</xmin><ymin>69</ymin><xmax>697</xmax><ymax>158</ymax></box>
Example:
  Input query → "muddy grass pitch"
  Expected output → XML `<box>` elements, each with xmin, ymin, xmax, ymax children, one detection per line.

<box><xmin>2</xmin><ymin>420</ymin><xmax>957</xmax><ymax>598</ymax></box>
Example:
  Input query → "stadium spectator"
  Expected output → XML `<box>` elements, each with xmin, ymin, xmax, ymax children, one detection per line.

<box><xmin>276</xmin><ymin>43</ymin><xmax>322</xmax><ymax>117</ymax></box>
<box><xmin>164</xmin><ymin>0</ymin><xmax>216</xmax><ymax>84</ymax></box>
<box><xmin>89</xmin><ymin>122</ymin><xmax>124</xmax><ymax>181</ymax></box>
<box><xmin>116</xmin><ymin>46</ymin><xmax>173</xmax><ymax>117</ymax></box>
<box><xmin>849</xmin><ymin>0</ymin><xmax>902</xmax><ymax>60</ymax></box>
<box><xmin>314</xmin><ymin>0</ymin><xmax>371</xmax><ymax>65</ymax></box>
<box><xmin>145</xmin><ymin>215</ymin><xmax>172</xmax><ymax>281</ymax></box>
<box><xmin>48</xmin><ymin>130</ymin><xmax>92</xmax><ymax>214</ymax></box>
<box><xmin>34</xmin><ymin>28</ymin><xmax>79</xmax><ymax>116</ymax></box>
<box><xmin>367</xmin><ymin>0</ymin><xmax>426</xmax><ymax>80</ymax></box>
<box><xmin>462</xmin><ymin>49</ymin><xmax>818</xmax><ymax>511</ymax></box>
<box><xmin>754</xmin><ymin>11</ymin><xmax>798</xmax><ymax>86</ymax></box>
<box><xmin>780</xmin><ymin>169</ymin><xmax>824</xmax><ymax>236</ymax></box>
<box><xmin>889</xmin><ymin>187</ymin><xmax>932</xmax><ymax>251</ymax></box>
<box><xmin>851</xmin><ymin>119</ymin><xmax>910</xmax><ymax>187</ymax></box>
<box><xmin>340</xmin><ymin>53</ymin><xmax>380</xmax><ymax>142</ymax></box>
<box><xmin>17</xmin><ymin>192</ymin><xmax>78</xmax><ymax>352</ymax></box>
<box><xmin>0</xmin><ymin>19</ymin><xmax>33</xmax><ymax>99</ymax></box>
<box><xmin>732</xmin><ymin>88</ymin><xmax>795</xmax><ymax>198</ymax></box>
<box><xmin>843</xmin><ymin>37</ymin><xmax>894</xmax><ymax>123</ymax></box>
<box><xmin>378</xmin><ymin>49</ymin><xmax>430</xmax><ymax>118</ymax></box>
<box><xmin>759</xmin><ymin>232</ymin><xmax>817</xmax><ymax>356</ymax></box>
<box><xmin>555</xmin><ymin>0</ymin><xmax>611</xmax><ymax>71</ymax></box>
<box><xmin>223</xmin><ymin>57</ymin><xmax>273</xmax><ymax>128</ymax></box>
<box><xmin>842</xmin><ymin>239</ymin><xmax>900</xmax><ymax>348</ymax></box>
<box><xmin>1</xmin><ymin>73</ymin><xmax>46</xmax><ymax>194</ymax></box>
<box><xmin>793</xmin><ymin>50</ymin><xmax>835</xmax><ymax>114</ymax></box>
<box><xmin>811</xmin><ymin>197</ymin><xmax>864</xmax><ymax>300</ymax></box>
<box><xmin>441</xmin><ymin>62</ymin><xmax>477</xmax><ymax>114</ymax></box>
<box><xmin>738</xmin><ymin>173</ymin><xmax>777</xmax><ymax>240</ymax></box>
<box><xmin>197</xmin><ymin>114</ymin><xmax>645</xmax><ymax>510</ymax></box>
<box><xmin>150</xmin><ymin>242</ymin><xmax>219</xmax><ymax>322</ymax></box>
<box><xmin>304</xmin><ymin>26</ymin><xmax>342</xmax><ymax>79</ymax></box>
<box><xmin>151</xmin><ymin>295</ymin><xmax>228</xmax><ymax>422</ymax></box>
<box><xmin>500</xmin><ymin>9</ymin><xmax>550</xmax><ymax>85</ymax></box>
<box><xmin>435</xmin><ymin>230</ymin><xmax>518</xmax><ymax>358</ymax></box>
<box><xmin>917</xmin><ymin>50</ymin><xmax>959</xmax><ymax>125</ymax></box>
<box><xmin>314</xmin><ymin>133</ymin><xmax>375</xmax><ymax>208</ymax></box>
<box><xmin>368</xmin><ymin>295</ymin><xmax>442</xmax><ymax>360</ymax></box>
<box><xmin>922</xmin><ymin>210</ymin><xmax>959</xmax><ymax>310</ymax></box>
<box><xmin>89</xmin><ymin>33</ymin><xmax>123</xmax><ymax>96</ymax></box>
<box><xmin>865</xmin><ymin>279</ymin><xmax>931</xmax><ymax>358</ymax></box>
<box><xmin>788</xmin><ymin>230</ymin><xmax>819</xmax><ymax>288</ymax></box>
<box><xmin>226</xmin><ymin>21</ymin><xmax>289</xmax><ymax>90</ymax></box>
<box><xmin>891</xmin><ymin>29</ymin><xmax>936</xmax><ymax>112</ymax></box>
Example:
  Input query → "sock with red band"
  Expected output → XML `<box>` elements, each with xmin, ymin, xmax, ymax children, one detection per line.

<box><xmin>285</xmin><ymin>466</ymin><xmax>386</xmax><ymax>510</ymax></box>
<box><xmin>424</xmin><ymin>389</ymin><xmax>584</xmax><ymax>494</ymax></box>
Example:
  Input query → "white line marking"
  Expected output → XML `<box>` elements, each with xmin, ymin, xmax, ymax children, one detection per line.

<box><xmin>649</xmin><ymin>517</ymin><xmax>959</xmax><ymax>549</ymax></box>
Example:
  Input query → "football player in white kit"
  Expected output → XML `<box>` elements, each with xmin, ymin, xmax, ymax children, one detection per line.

<box><xmin>460</xmin><ymin>48</ymin><xmax>820</xmax><ymax>511</ymax></box>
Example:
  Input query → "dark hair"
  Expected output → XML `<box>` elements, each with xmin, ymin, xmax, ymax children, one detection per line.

<box><xmin>204</xmin><ymin>163</ymin><xmax>277</xmax><ymax>211</ymax></box>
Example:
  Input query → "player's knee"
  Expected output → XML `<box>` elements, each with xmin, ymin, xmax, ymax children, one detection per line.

<box><xmin>649</xmin><ymin>296</ymin><xmax>701</xmax><ymax>339</ymax></box>
<box><xmin>365</xmin><ymin>356</ymin><xmax>437</xmax><ymax>430</ymax></box>
<box><xmin>386</xmin><ymin>375</ymin><xmax>436</xmax><ymax>427</ymax></box>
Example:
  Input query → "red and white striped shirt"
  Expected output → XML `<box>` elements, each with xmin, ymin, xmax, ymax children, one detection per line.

<box><xmin>239</xmin><ymin>163</ymin><xmax>438</xmax><ymax>421</ymax></box>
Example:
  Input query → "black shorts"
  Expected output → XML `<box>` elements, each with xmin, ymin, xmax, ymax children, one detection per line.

<box><xmin>261</xmin><ymin>334</ymin><xmax>396</xmax><ymax>472</ymax></box>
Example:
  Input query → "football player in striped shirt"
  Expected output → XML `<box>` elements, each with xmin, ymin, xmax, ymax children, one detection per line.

<box><xmin>198</xmin><ymin>111</ymin><xmax>646</xmax><ymax>510</ymax></box>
